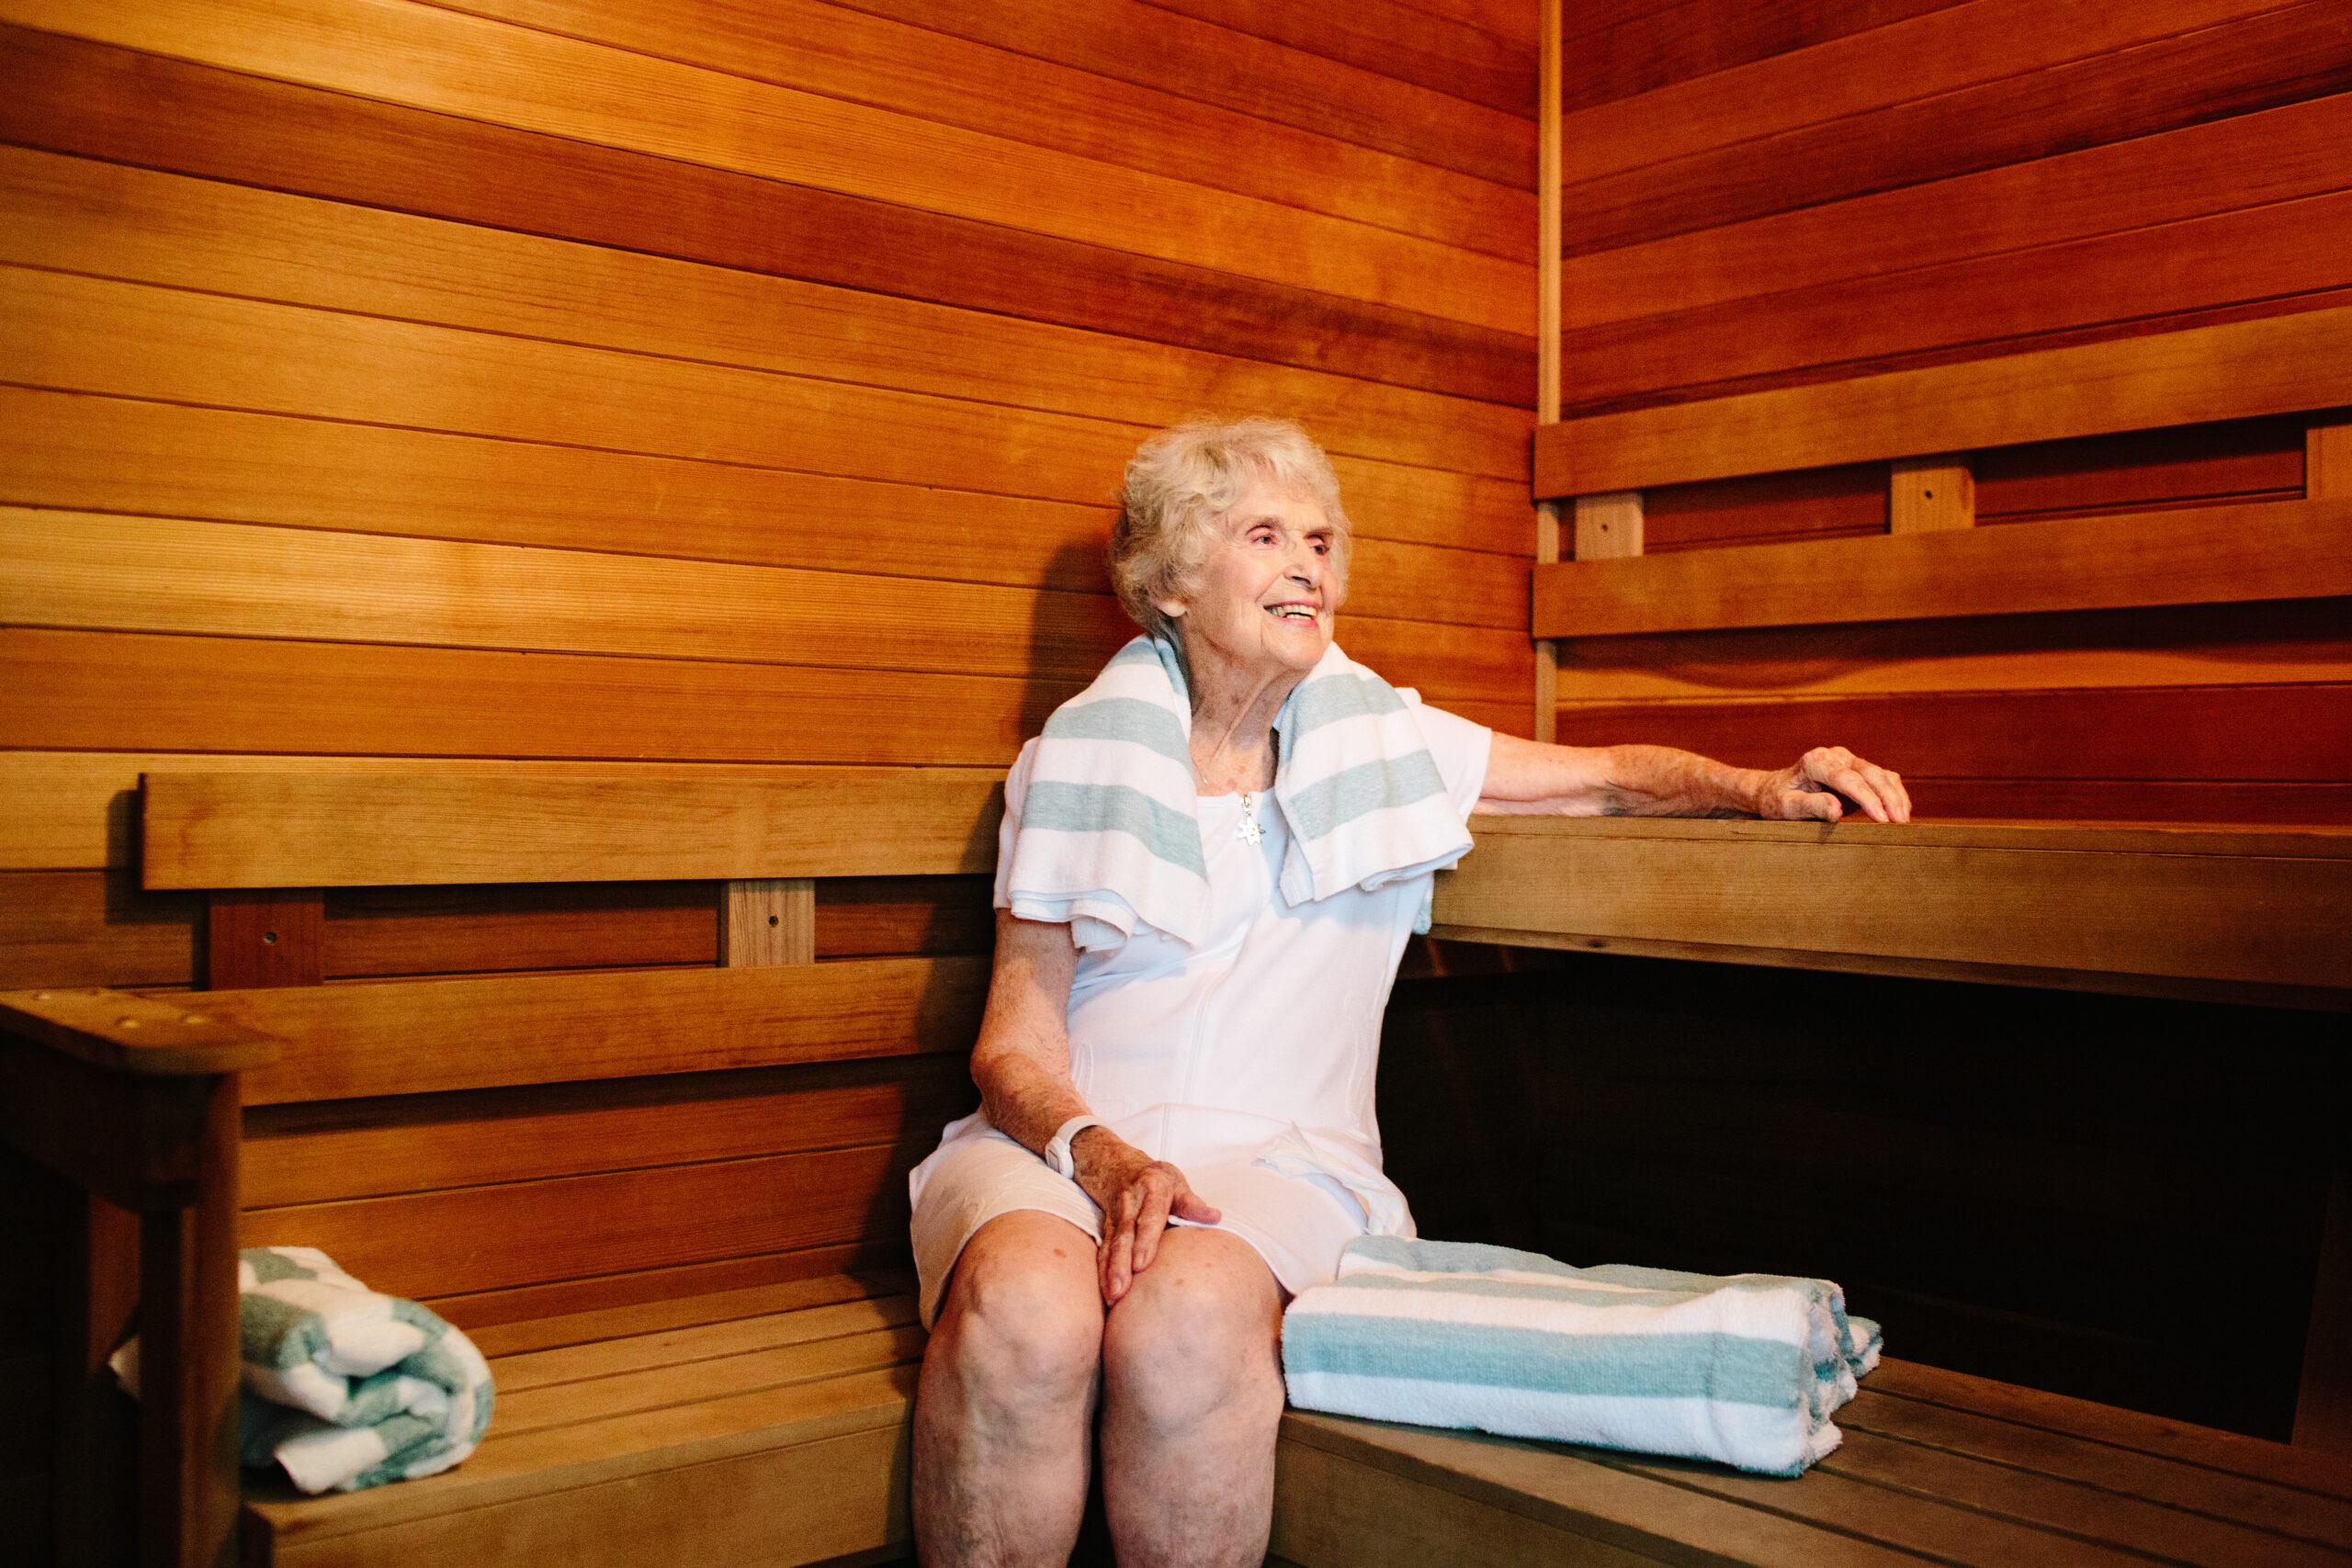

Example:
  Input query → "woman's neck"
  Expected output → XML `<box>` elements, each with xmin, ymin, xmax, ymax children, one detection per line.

<box><xmin>1184</xmin><ymin>652</ymin><xmax>1305</xmax><ymax>795</ymax></box>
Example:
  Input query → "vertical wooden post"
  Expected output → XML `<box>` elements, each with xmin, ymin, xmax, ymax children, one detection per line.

<box><xmin>1532</xmin><ymin>0</ymin><xmax>1561</xmax><ymax>742</ymax></box>
<box><xmin>53</xmin><ymin>1186</ymin><xmax>139</xmax><ymax>1567</ymax></box>
<box><xmin>721</xmin><ymin>879</ymin><xmax>816</xmax><ymax>966</ymax></box>
<box><xmin>134</xmin><ymin>1076</ymin><xmax>242</xmax><ymax>1568</ymax></box>
<box><xmin>1890</xmin><ymin>458</ymin><xmax>1975</xmax><ymax>533</ymax></box>
<box><xmin>2308</xmin><ymin>417</ymin><xmax>2352</xmax><ymax>498</ymax></box>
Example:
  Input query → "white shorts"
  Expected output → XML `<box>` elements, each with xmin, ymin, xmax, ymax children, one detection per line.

<box><xmin>908</xmin><ymin>1125</ymin><xmax>1363</xmax><ymax>1328</ymax></box>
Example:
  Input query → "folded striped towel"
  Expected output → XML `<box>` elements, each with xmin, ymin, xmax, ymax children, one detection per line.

<box><xmin>1281</xmin><ymin>1237</ymin><xmax>1882</xmax><ymax>1477</ymax></box>
<box><xmin>1004</xmin><ymin>634</ymin><xmax>1472</xmax><ymax>948</ymax></box>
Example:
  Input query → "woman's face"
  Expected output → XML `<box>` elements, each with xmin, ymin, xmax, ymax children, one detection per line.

<box><xmin>1159</xmin><ymin>479</ymin><xmax>1336</xmax><ymax>685</ymax></box>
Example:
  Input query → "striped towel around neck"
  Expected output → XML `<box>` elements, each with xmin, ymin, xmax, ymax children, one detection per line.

<box><xmin>1281</xmin><ymin>1237</ymin><xmax>1883</xmax><ymax>1478</ymax></box>
<box><xmin>1003</xmin><ymin>634</ymin><xmax>1472</xmax><ymax>949</ymax></box>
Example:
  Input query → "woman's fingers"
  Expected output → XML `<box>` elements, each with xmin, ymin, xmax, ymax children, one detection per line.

<box><xmin>1130</xmin><ymin>1181</ymin><xmax>1173</xmax><ymax>1272</ymax></box>
<box><xmin>1100</xmin><ymin>1187</ymin><xmax>1140</xmax><ymax>1303</ymax></box>
<box><xmin>1170</xmin><ymin>1185</ymin><xmax>1223</xmax><ymax>1224</ymax></box>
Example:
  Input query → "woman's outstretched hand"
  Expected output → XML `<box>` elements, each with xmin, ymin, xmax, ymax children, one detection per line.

<box><xmin>1755</xmin><ymin>746</ymin><xmax>1911</xmax><ymax>824</ymax></box>
<box><xmin>1072</xmin><ymin>1129</ymin><xmax>1221</xmax><ymax>1305</ymax></box>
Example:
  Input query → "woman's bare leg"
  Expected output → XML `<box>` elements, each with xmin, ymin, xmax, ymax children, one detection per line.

<box><xmin>1098</xmin><ymin>1228</ymin><xmax>1287</xmax><ymax>1567</ymax></box>
<box><xmin>913</xmin><ymin>1210</ymin><xmax>1105</xmax><ymax>1566</ymax></box>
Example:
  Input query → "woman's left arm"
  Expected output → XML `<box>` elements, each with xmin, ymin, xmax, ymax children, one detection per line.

<box><xmin>1478</xmin><ymin>734</ymin><xmax>1911</xmax><ymax>824</ymax></box>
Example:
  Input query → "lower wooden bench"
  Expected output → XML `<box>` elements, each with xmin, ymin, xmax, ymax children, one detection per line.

<box><xmin>240</xmin><ymin>1270</ymin><xmax>2352</xmax><ymax>1568</ymax></box>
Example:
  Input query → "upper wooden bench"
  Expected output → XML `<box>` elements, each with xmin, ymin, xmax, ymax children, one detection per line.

<box><xmin>7</xmin><ymin>765</ymin><xmax>2352</xmax><ymax>1567</ymax></box>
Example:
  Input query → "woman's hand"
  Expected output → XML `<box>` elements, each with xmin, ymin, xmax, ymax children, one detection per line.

<box><xmin>1073</xmin><ymin>1128</ymin><xmax>1222</xmax><ymax>1305</ymax></box>
<box><xmin>1755</xmin><ymin>746</ymin><xmax>1911</xmax><ymax>823</ymax></box>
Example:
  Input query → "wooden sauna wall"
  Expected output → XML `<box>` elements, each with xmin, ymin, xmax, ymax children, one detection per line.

<box><xmin>1552</xmin><ymin>0</ymin><xmax>2352</xmax><ymax>824</ymax></box>
<box><xmin>1504</xmin><ymin>0</ymin><xmax>2352</xmax><ymax>1442</ymax></box>
<box><xmin>0</xmin><ymin>5</ymin><xmax>1541</xmax><ymax>1516</ymax></box>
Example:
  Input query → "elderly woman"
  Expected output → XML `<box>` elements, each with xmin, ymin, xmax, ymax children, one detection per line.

<box><xmin>909</xmin><ymin>419</ymin><xmax>1909</xmax><ymax>1566</ymax></box>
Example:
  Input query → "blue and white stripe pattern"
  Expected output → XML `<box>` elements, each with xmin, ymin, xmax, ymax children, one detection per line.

<box><xmin>1003</xmin><ymin>634</ymin><xmax>1472</xmax><ymax>948</ymax></box>
<box><xmin>1282</xmin><ymin>1237</ymin><xmax>1883</xmax><ymax>1477</ymax></box>
<box><xmin>232</xmin><ymin>1246</ymin><xmax>493</xmax><ymax>1493</ymax></box>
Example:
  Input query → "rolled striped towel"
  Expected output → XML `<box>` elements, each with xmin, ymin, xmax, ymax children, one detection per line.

<box><xmin>232</xmin><ymin>1247</ymin><xmax>492</xmax><ymax>1493</ymax></box>
<box><xmin>1004</xmin><ymin>634</ymin><xmax>1472</xmax><ymax>948</ymax></box>
<box><xmin>1281</xmin><ymin>1237</ymin><xmax>1882</xmax><ymax>1477</ymax></box>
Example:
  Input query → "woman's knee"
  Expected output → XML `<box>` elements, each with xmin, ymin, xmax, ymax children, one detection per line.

<box><xmin>933</xmin><ymin>1214</ymin><xmax>1103</xmax><ymax>1408</ymax></box>
<box><xmin>1100</xmin><ymin>1234</ymin><xmax>1283</xmax><ymax>1429</ymax></box>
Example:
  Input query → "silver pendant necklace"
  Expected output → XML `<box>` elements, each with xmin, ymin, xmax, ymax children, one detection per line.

<box><xmin>1237</xmin><ymin>791</ymin><xmax>1264</xmax><ymax>845</ymax></box>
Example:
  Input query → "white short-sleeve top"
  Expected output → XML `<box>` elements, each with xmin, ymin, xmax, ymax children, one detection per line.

<box><xmin>907</xmin><ymin>696</ymin><xmax>1493</xmax><ymax>1309</ymax></box>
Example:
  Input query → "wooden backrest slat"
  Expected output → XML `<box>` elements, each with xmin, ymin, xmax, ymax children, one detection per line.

<box><xmin>1531</xmin><ymin>496</ymin><xmax>2352</xmax><ymax>639</ymax></box>
<box><xmin>194</xmin><ymin>957</ymin><xmax>988</xmax><ymax>1105</ymax></box>
<box><xmin>1534</xmin><ymin>303</ymin><xmax>2352</xmax><ymax>495</ymax></box>
<box><xmin>141</xmin><ymin>768</ymin><xmax>1003</xmax><ymax>889</ymax></box>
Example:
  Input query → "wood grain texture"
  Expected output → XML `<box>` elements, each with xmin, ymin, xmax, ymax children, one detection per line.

<box><xmin>0</xmin><ymin>26</ymin><xmax>1532</xmax><ymax>404</ymax></box>
<box><xmin>1558</xmin><ymin>182</ymin><xmax>2352</xmax><ymax>408</ymax></box>
<box><xmin>1129</xmin><ymin>0</ymin><xmax>1534</xmax><ymax>115</ymax></box>
<box><xmin>0</xmin><ymin>0</ymin><xmax>1536</xmax><ymax>333</ymax></box>
<box><xmin>1888</xmin><ymin>459</ymin><xmax>1973</xmax><ymax>533</ymax></box>
<box><xmin>1533</xmin><ymin>499</ymin><xmax>2352</xmax><ymax>637</ymax></box>
<box><xmin>1534</xmin><ymin>302</ymin><xmax>2352</xmax><ymax>494</ymax></box>
<box><xmin>1570</xmin><ymin>492</ymin><xmax>1643</xmax><ymax>561</ymax></box>
<box><xmin>0</xmin><ymin>389</ymin><xmax>1532</xmax><ymax>613</ymax></box>
<box><xmin>1562</xmin><ymin>88</ymin><xmax>2352</xmax><ymax>332</ymax></box>
<box><xmin>204</xmin><ymin>888</ymin><xmax>322</xmax><ymax>990</ymax></box>
<box><xmin>1643</xmin><ymin>462</ymin><xmax>1889</xmax><ymax>553</ymax></box>
<box><xmin>1975</xmin><ymin>415</ymin><xmax>2306</xmax><ymax>521</ymax></box>
<box><xmin>204</xmin><ymin>956</ymin><xmax>988</xmax><ymax>1103</ymax></box>
<box><xmin>143</xmin><ymin>769</ymin><xmax>1001</xmax><ymax>890</ymax></box>
<box><xmin>427</xmin><ymin>0</ymin><xmax>1532</xmax><ymax>254</ymax></box>
<box><xmin>0</xmin><ymin>870</ymin><xmax>195</xmax><ymax>988</ymax></box>
<box><xmin>1561</xmin><ymin>0</ymin><xmax>2352</xmax><ymax>254</ymax></box>
<box><xmin>1552</xmin><ymin>684</ymin><xmax>2352</xmax><ymax>781</ymax></box>
<box><xmin>0</xmin><ymin>145</ymin><xmax>1529</xmax><ymax>479</ymax></box>
<box><xmin>821</xmin><ymin>0</ymin><xmax>1535</xmax><ymax>186</ymax></box>
<box><xmin>240</xmin><ymin>1142</ymin><xmax>911</xmax><ymax>1300</ymax></box>
<box><xmin>0</xmin><ymin>628</ymin><xmax>1526</xmax><ymax>763</ymax></box>
<box><xmin>243</xmin><ymin>1057</ymin><xmax>972</xmax><ymax>1207</ymax></box>
<box><xmin>1563</xmin><ymin>0</ymin><xmax>1966</xmax><ymax>113</ymax></box>
<box><xmin>0</xmin><ymin>510</ymin><xmax>1528</xmax><ymax>699</ymax></box>
<box><xmin>328</xmin><ymin>881</ymin><xmax>719</xmax><ymax>979</ymax></box>
<box><xmin>2313</xmin><ymin>418</ymin><xmax>2352</xmax><ymax>498</ymax></box>
<box><xmin>720</xmin><ymin>880</ymin><xmax>814</xmax><ymax>968</ymax></box>
<box><xmin>0</xmin><ymin>269</ymin><xmax>1530</xmax><ymax>561</ymax></box>
<box><xmin>0</xmin><ymin>986</ymin><xmax>275</xmax><ymax>1077</ymax></box>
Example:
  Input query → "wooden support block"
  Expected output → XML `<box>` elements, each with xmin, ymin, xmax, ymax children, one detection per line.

<box><xmin>2311</xmin><ymin>418</ymin><xmax>2352</xmax><ymax>499</ymax></box>
<box><xmin>722</xmin><ymin>878</ymin><xmax>816</xmax><ymax>967</ymax></box>
<box><xmin>204</xmin><ymin>889</ymin><xmax>322</xmax><ymax>989</ymax></box>
<box><xmin>1571</xmin><ymin>491</ymin><xmax>1643</xmax><ymax>561</ymax></box>
<box><xmin>1890</xmin><ymin>458</ymin><xmax>1974</xmax><ymax>533</ymax></box>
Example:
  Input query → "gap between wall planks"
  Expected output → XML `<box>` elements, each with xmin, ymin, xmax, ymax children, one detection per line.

<box><xmin>1532</xmin><ymin>0</ymin><xmax>1560</xmax><ymax>740</ymax></box>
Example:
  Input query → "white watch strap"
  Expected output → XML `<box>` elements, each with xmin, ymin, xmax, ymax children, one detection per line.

<box><xmin>1043</xmin><ymin>1114</ymin><xmax>1106</xmax><ymax>1179</ymax></box>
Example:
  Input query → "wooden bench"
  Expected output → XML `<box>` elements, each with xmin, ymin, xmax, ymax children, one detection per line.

<box><xmin>8</xmin><ymin>765</ymin><xmax>2352</xmax><ymax>1565</ymax></box>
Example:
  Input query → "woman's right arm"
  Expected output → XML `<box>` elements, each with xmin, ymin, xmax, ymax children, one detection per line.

<box><xmin>970</xmin><ymin>909</ymin><xmax>1218</xmax><ymax>1304</ymax></box>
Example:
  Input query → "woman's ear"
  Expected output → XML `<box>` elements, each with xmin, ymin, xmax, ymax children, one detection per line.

<box><xmin>1154</xmin><ymin>598</ymin><xmax>1187</xmax><ymax>619</ymax></box>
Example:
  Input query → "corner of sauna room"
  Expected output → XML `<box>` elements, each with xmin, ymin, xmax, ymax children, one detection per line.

<box><xmin>2</xmin><ymin>2</ymin><xmax>2347</xmax><ymax>1565</ymax></box>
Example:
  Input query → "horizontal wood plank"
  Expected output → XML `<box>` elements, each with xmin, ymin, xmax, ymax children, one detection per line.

<box><xmin>823</xmin><ymin>0</ymin><xmax>1534</xmax><ymax>186</ymax></box>
<box><xmin>0</xmin><ymin>146</ymin><xmax>1529</xmax><ymax>479</ymax></box>
<box><xmin>0</xmin><ymin>869</ymin><xmax>195</xmax><ymax>989</ymax></box>
<box><xmin>1552</xmin><ymin>684</ymin><xmax>2352</xmax><ymax>782</ymax></box>
<box><xmin>1434</xmin><ymin>817</ymin><xmax>2352</xmax><ymax>992</ymax></box>
<box><xmin>325</xmin><ymin>881</ymin><xmax>718</xmax><ymax>979</ymax></box>
<box><xmin>430</xmin><ymin>1243</ymin><xmax>904</xmax><ymax>1331</ymax></box>
<box><xmin>0</xmin><ymin>510</ymin><xmax>1530</xmax><ymax>702</ymax></box>
<box><xmin>0</xmin><ymin>0</ymin><xmax>1535</xmax><ymax>333</ymax></box>
<box><xmin>1561</xmin><ymin>0</ymin><xmax>2352</xmax><ymax>254</ymax></box>
<box><xmin>0</xmin><ymin>269</ymin><xmax>1528</xmax><ymax>559</ymax></box>
<box><xmin>1132</xmin><ymin>0</ymin><xmax>1534</xmax><ymax>115</ymax></box>
<box><xmin>243</xmin><ymin>1056</ymin><xmax>973</xmax><ymax>1206</ymax></box>
<box><xmin>240</xmin><ymin>1142</ymin><xmax>913</xmax><ymax>1300</ymax></box>
<box><xmin>1534</xmin><ymin>302</ymin><xmax>2352</xmax><ymax>493</ymax></box>
<box><xmin>1563</xmin><ymin>0</ymin><xmax>1964</xmax><ymax>114</ymax></box>
<box><xmin>432</xmin><ymin>0</ymin><xmax>1532</xmax><ymax>253</ymax></box>
<box><xmin>144</xmin><ymin>769</ymin><xmax>1001</xmax><ymax>889</ymax></box>
<box><xmin>0</xmin><ymin>389</ymin><xmax>1532</xmax><ymax>613</ymax></box>
<box><xmin>1532</xmin><ymin>499</ymin><xmax>2352</xmax><ymax>637</ymax></box>
<box><xmin>1563</xmin><ymin>88</ymin><xmax>2352</xmax><ymax>332</ymax></box>
<box><xmin>0</xmin><ymin>628</ymin><xmax>1527</xmax><ymax>762</ymax></box>
<box><xmin>461</xmin><ymin>1270</ymin><xmax>910</xmax><ymax>1358</ymax></box>
<box><xmin>0</xmin><ymin>25</ymin><xmax>1531</xmax><ymax>404</ymax></box>
<box><xmin>1558</xmin><ymin>183</ymin><xmax>2352</xmax><ymax>408</ymax></box>
<box><xmin>190</xmin><ymin>955</ymin><xmax>989</xmax><ymax>1102</ymax></box>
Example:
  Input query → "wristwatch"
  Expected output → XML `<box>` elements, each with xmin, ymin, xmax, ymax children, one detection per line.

<box><xmin>1043</xmin><ymin>1114</ymin><xmax>1107</xmax><ymax>1179</ymax></box>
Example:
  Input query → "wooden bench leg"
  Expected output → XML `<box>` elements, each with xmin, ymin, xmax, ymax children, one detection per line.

<box><xmin>53</xmin><ymin>1184</ymin><xmax>139</xmax><ymax>1568</ymax></box>
<box><xmin>134</xmin><ymin>1077</ymin><xmax>242</xmax><ymax>1568</ymax></box>
<box><xmin>2294</xmin><ymin>1159</ymin><xmax>2351</xmax><ymax>1455</ymax></box>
